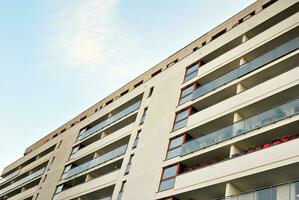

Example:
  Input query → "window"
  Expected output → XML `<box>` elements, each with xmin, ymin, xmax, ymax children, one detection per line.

<box><xmin>70</xmin><ymin>145</ymin><xmax>80</xmax><ymax>159</ymax></box>
<box><xmin>55</xmin><ymin>184</ymin><xmax>64</xmax><ymax>194</ymax></box>
<box><xmin>172</xmin><ymin>107</ymin><xmax>193</xmax><ymax>131</ymax></box>
<box><xmin>64</xmin><ymin>165</ymin><xmax>72</xmax><ymax>173</ymax></box>
<box><xmin>262</xmin><ymin>0</ymin><xmax>277</xmax><ymax>9</ymax></box>
<box><xmin>166</xmin><ymin>135</ymin><xmax>186</xmax><ymax>159</ymax></box>
<box><xmin>106</xmin><ymin>99</ymin><xmax>113</xmax><ymax>105</ymax></box>
<box><xmin>140</xmin><ymin>107</ymin><xmax>148</xmax><ymax>125</ymax></box>
<box><xmin>152</xmin><ymin>69</ymin><xmax>162</xmax><ymax>77</ymax></box>
<box><xmin>57</xmin><ymin>140</ymin><xmax>62</xmax><ymax>149</ymax></box>
<box><xmin>255</xmin><ymin>187</ymin><xmax>276</xmax><ymax>200</ymax></box>
<box><xmin>179</xmin><ymin>84</ymin><xmax>196</xmax><ymax>105</ymax></box>
<box><xmin>148</xmin><ymin>87</ymin><xmax>154</xmax><ymax>98</ymax></box>
<box><xmin>43</xmin><ymin>174</ymin><xmax>47</xmax><ymax>183</ymax></box>
<box><xmin>167</xmin><ymin>59</ymin><xmax>178</xmax><ymax>68</ymax></box>
<box><xmin>184</xmin><ymin>63</ymin><xmax>199</xmax><ymax>82</ymax></box>
<box><xmin>159</xmin><ymin>165</ymin><xmax>179</xmax><ymax>191</ymax></box>
<box><xmin>295</xmin><ymin>182</ymin><xmax>299</xmax><ymax>200</ymax></box>
<box><xmin>211</xmin><ymin>29</ymin><xmax>226</xmax><ymax>41</ymax></box>
<box><xmin>117</xmin><ymin>181</ymin><xmax>126</xmax><ymax>200</ymax></box>
<box><xmin>80</xmin><ymin>116</ymin><xmax>86</xmax><ymax>121</ymax></box>
<box><xmin>125</xmin><ymin>154</ymin><xmax>134</xmax><ymax>175</ymax></box>
<box><xmin>132</xmin><ymin>130</ymin><xmax>141</xmax><ymax>149</ymax></box>
<box><xmin>120</xmin><ymin>89</ymin><xmax>129</xmax><ymax>96</ymax></box>
<box><xmin>134</xmin><ymin>80</ymin><xmax>143</xmax><ymax>88</ymax></box>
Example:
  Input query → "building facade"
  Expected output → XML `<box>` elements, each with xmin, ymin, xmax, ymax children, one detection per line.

<box><xmin>1</xmin><ymin>0</ymin><xmax>299</xmax><ymax>199</ymax></box>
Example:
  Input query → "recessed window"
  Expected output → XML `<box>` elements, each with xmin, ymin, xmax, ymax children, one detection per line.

<box><xmin>43</xmin><ymin>174</ymin><xmax>47</xmax><ymax>183</ymax></box>
<box><xmin>262</xmin><ymin>0</ymin><xmax>277</xmax><ymax>9</ymax></box>
<box><xmin>172</xmin><ymin>107</ymin><xmax>193</xmax><ymax>131</ymax></box>
<box><xmin>120</xmin><ymin>89</ymin><xmax>129</xmax><ymax>96</ymax></box>
<box><xmin>184</xmin><ymin>62</ymin><xmax>199</xmax><ymax>82</ymax></box>
<box><xmin>152</xmin><ymin>69</ymin><xmax>162</xmax><ymax>77</ymax></box>
<box><xmin>140</xmin><ymin>107</ymin><xmax>148</xmax><ymax>125</ymax></box>
<box><xmin>166</xmin><ymin>135</ymin><xmax>186</xmax><ymax>159</ymax></box>
<box><xmin>159</xmin><ymin>164</ymin><xmax>179</xmax><ymax>191</ymax></box>
<box><xmin>80</xmin><ymin>116</ymin><xmax>87</xmax><ymax>121</ymax></box>
<box><xmin>211</xmin><ymin>29</ymin><xmax>226</xmax><ymax>41</ymax></box>
<box><xmin>179</xmin><ymin>84</ymin><xmax>196</xmax><ymax>105</ymax></box>
<box><xmin>57</xmin><ymin>140</ymin><xmax>62</xmax><ymax>149</ymax></box>
<box><xmin>55</xmin><ymin>184</ymin><xmax>64</xmax><ymax>194</ymax></box>
<box><xmin>132</xmin><ymin>130</ymin><xmax>141</xmax><ymax>149</ymax></box>
<box><xmin>167</xmin><ymin>59</ymin><xmax>178</xmax><ymax>68</ymax></box>
<box><xmin>193</xmin><ymin>47</ymin><xmax>199</xmax><ymax>52</ymax></box>
<box><xmin>106</xmin><ymin>99</ymin><xmax>113</xmax><ymax>106</ymax></box>
<box><xmin>117</xmin><ymin>181</ymin><xmax>126</xmax><ymax>199</ymax></box>
<box><xmin>70</xmin><ymin>145</ymin><xmax>80</xmax><ymax>159</ymax></box>
<box><xmin>125</xmin><ymin>154</ymin><xmax>134</xmax><ymax>175</ymax></box>
<box><xmin>134</xmin><ymin>80</ymin><xmax>143</xmax><ymax>88</ymax></box>
<box><xmin>148</xmin><ymin>87</ymin><xmax>154</xmax><ymax>98</ymax></box>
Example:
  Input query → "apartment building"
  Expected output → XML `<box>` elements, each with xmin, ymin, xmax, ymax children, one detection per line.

<box><xmin>1</xmin><ymin>0</ymin><xmax>299</xmax><ymax>199</ymax></box>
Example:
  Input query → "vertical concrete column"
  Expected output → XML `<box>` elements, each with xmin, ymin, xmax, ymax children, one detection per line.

<box><xmin>228</xmin><ymin>32</ymin><xmax>248</xmax><ymax>196</ymax></box>
<box><xmin>85</xmin><ymin>174</ymin><xmax>93</xmax><ymax>182</ymax></box>
<box><xmin>225</xmin><ymin>182</ymin><xmax>241</xmax><ymax>197</ymax></box>
<box><xmin>236</xmin><ymin>34</ymin><xmax>249</xmax><ymax>95</ymax></box>
<box><xmin>242</xmin><ymin>34</ymin><xmax>249</xmax><ymax>43</ymax></box>
<box><xmin>101</xmin><ymin>131</ymin><xmax>108</xmax><ymax>138</ymax></box>
<box><xmin>94</xmin><ymin>151</ymin><xmax>100</xmax><ymax>159</ymax></box>
<box><xmin>230</xmin><ymin>145</ymin><xmax>241</xmax><ymax>158</ymax></box>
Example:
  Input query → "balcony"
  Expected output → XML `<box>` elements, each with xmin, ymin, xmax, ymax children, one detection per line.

<box><xmin>70</xmin><ymin>124</ymin><xmax>133</xmax><ymax>161</ymax></box>
<box><xmin>174</xmin><ymin>138</ymin><xmax>299</xmax><ymax>198</ymax></box>
<box><xmin>181</xmin><ymin>98</ymin><xmax>299</xmax><ymax>156</ymax></box>
<box><xmin>217</xmin><ymin>180</ymin><xmax>299</xmax><ymax>200</ymax></box>
<box><xmin>0</xmin><ymin>168</ymin><xmax>45</xmax><ymax>198</ymax></box>
<box><xmin>0</xmin><ymin>170</ymin><xmax>20</xmax><ymax>187</ymax></box>
<box><xmin>53</xmin><ymin>171</ymin><xmax>118</xmax><ymax>200</ymax></box>
<box><xmin>191</xmin><ymin>35</ymin><xmax>299</xmax><ymax>101</ymax></box>
<box><xmin>78</xmin><ymin>100</ymin><xmax>141</xmax><ymax>141</ymax></box>
<box><xmin>62</xmin><ymin>145</ymin><xmax>127</xmax><ymax>180</ymax></box>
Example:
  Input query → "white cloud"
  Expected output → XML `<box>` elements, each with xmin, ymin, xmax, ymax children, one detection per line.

<box><xmin>45</xmin><ymin>0</ymin><xmax>119</xmax><ymax>68</ymax></box>
<box><xmin>41</xmin><ymin>0</ymin><xmax>148</xmax><ymax>100</ymax></box>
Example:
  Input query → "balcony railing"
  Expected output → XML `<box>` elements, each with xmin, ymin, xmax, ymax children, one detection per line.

<box><xmin>192</xmin><ymin>36</ymin><xmax>299</xmax><ymax>101</ymax></box>
<box><xmin>0</xmin><ymin>168</ymin><xmax>45</xmax><ymax>196</ymax></box>
<box><xmin>217</xmin><ymin>180</ymin><xmax>299</xmax><ymax>200</ymax></box>
<box><xmin>181</xmin><ymin>98</ymin><xmax>299</xmax><ymax>156</ymax></box>
<box><xmin>78</xmin><ymin>101</ymin><xmax>141</xmax><ymax>141</ymax></box>
<box><xmin>62</xmin><ymin>145</ymin><xmax>127</xmax><ymax>180</ymax></box>
<box><xmin>0</xmin><ymin>169</ymin><xmax>20</xmax><ymax>186</ymax></box>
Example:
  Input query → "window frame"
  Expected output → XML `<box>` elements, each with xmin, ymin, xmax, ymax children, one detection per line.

<box><xmin>172</xmin><ymin>107</ymin><xmax>193</xmax><ymax>131</ymax></box>
<box><xmin>166</xmin><ymin>134</ymin><xmax>187</xmax><ymax>160</ymax></box>
<box><xmin>183</xmin><ymin>60</ymin><xmax>203</xmax><ymax>83</ymax></box>
<box><xmin>178</xmin><ymin>83</ymin><xmax>197</xmax><ymax>105</ymax></box>
<box><xmin>158</xmin><ymin>164</ymin><xmax>180</xmax><ymax>192</ymax></box>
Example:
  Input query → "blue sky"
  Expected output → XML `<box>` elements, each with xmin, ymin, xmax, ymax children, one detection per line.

<box><xmin>0</xmin><ymin>0</ymin><xmax>255</xmax><ymax>174</ymax></box>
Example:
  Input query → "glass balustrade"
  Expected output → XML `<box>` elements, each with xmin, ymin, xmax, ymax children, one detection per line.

<box><xmin>0</xmin><ymin>169</ymin><xmax>20</xmax><ymax>186</ymax></box>
<box><xmin>62</xmin><ymin>145</ymin><xmax>127</xmax><ymax>180</ymax></box>
<box><xmin>192</xmin><ymin>36</ymin><xmax>299</xmax><ymax>100</ymax></box>
<box><xmin>0</xmin><ymin>168</ymin><xmax>45</xmax><ymax>196</ymax></box>
<box><xmin>78</xmin><ymin>101</ymin><xmax>141</xmax><ymax>141</ymax></box>
<box><xmin>217</xmin><ymin>181</ymin><xmax>299</xmax><ymax>200</ymax></box>
<box><xmin>181</xmin><ymin>98</ymin><xmax>299</xmax><ymax>156</ymax></box>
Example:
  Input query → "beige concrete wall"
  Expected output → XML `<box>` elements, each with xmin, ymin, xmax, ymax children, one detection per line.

<box><xmin>1</xmin><ymin>0</ymin><xmax>298</xmax><ymax>200</ymax></box>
